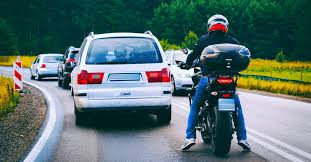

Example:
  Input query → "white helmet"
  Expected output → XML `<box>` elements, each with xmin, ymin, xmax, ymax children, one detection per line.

<box><xmin>207</xmin><ymin>14</ymin><xmax>229</xmax><ymax>33</ymax></box>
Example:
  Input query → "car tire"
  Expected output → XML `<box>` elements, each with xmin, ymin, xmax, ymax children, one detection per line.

<box><xmin>36</xmin><ymin>71</ymin><xmax>42</xmax><ymax>81</ymax></box>
<box><xmin>30</xmin><ymin>71</ymin><xmax>35</xmax><ymax>80</ymax></box>
<box><xmin>74</xmin><ymin>103</ymin><xmax>86</xmax><ymax>126</ymax></box>
<box><xmin>71</xmin><ymin>88</ymin><xmax>74</xmax><ymax>96</ymax></box>
<box><xmin>157</xmin><ymin>106</ymin><xmax>171</xmax><ymax>124</ymax></box>
<box><xmin>63</xmin><ymin>79</ymin><xmax>69</xmax><ymax>89</ymax></box>
<box><xmin>58</xmin><ymin>75</ymin><xmax>62</xmax><ymax>87</ymax></box>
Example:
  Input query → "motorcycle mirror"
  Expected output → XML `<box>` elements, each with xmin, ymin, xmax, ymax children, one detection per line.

<box><xmin>180</xmin><ymin>48</ymin><xmax>189</xmax><ymax>55</ymax></box>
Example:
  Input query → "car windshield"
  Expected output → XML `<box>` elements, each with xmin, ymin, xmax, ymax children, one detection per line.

<box><xmin>43</xmin><ymin>56</ymin><xmax>63</xmax><ymax>63</ymax></box>
<box><xmin>69</xmin><ymin>51</ymin><xmax>78</xmax><ymax>59</ymax></box>
<box><xmin>86</xmin><ymin>37</ymin><xmax>162</xmax><ymax>64</ymax></box>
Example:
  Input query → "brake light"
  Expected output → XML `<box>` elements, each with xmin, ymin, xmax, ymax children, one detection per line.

<box><xmin>40</xmin><ymin>64</ymin><xmax>46</xmax><ymax>68</ymax></box>
<box><xmin>222</xmin><ymin>93</ymin><xmax>232</xmax><ymax>98</ymax></box>
<box><xmin>66</xmin><ymin>58</ymin><xmax>76</xmax><ymax>62</ymax></box>
<box><xmin>217</xmin><ymin>77</ymin><xmax>234</xmax><ymax>85</ymax></box>
<box><xmin>77</xmin><ymin>70</ymin><xmax>104</xmax><ymax>84</ymax></box>
<box><xmin>146</xmin><ymin>68</ymin><xmax>170</xmax><ymax>83</ymax></box>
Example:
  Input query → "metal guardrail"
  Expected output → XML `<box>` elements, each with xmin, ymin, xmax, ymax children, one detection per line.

<box><xmin>240</xmin><ymin>74</ymin><xmax>311</xmax><ymax>85</ymax></box>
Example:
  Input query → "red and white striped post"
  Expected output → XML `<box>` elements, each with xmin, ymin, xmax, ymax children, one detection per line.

<box><xmin>13</xmin><ymin>56</ymin><xmax>23</xmax><ymax>91</ymax></box>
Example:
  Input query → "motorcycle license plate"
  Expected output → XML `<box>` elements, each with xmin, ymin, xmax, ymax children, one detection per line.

<box><xmin>218</xmin><ymin>99</ymin><xmax>236</xmax><ymax>112</ymax></box>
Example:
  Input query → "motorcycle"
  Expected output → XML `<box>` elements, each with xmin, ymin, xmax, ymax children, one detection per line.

<box><xmin>179</xmin><ymin>44</ymin><xmax>251</xmax><ymax>155</ymax></box>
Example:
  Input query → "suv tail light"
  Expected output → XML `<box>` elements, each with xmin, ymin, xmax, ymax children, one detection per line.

<box><xmin>66</xmin><ymin>58</ymin><xmax>76</xmax><ymax>63</ymax></box>
<box><xmin>77</xmin><ymin>70</ymin><xmax>104</xmax><ymax>84</ymax></box>
<box><xmin>146</xmin><ymin>68</ymin><xmax>170</xmax><ymax>83</ymax></box>
<box><xmin>40</xmin><ymin>64</ymin><xmax>46</xmax><ymax>68</ymax></box>
<box><xmin>217</xmin><ymin>77</ymin><xmax>234</xmax><ymax>85</ymax></box>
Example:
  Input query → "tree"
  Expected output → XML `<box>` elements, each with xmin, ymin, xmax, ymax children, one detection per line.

<box><xmin>0</xmin><ymin>18</ymin><xmax>18</xmax><ymax>55</ymax></box>
<box><xmin>181</xmin><ymin>31</ymin><xmax>198</xmax><ymax>49</ymax></box>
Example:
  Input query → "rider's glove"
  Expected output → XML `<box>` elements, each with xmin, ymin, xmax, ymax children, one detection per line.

<box><xmin>178</xmin><ymin>62</ymin><xmax>191</xmax><ymax>70</ymax></box>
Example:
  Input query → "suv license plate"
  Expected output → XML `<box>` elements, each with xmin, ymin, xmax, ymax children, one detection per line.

<box><xmin>218</xmin><ymin>99</ymin><xmax>236</xmax><ymax>112</ymax></box>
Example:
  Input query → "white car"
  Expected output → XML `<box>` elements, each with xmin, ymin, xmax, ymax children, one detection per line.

<box><xmin>165</xmin><ymin>49</ymin><xmax>194</xmax><ymax>94</ymax></box>
<box><xmin>71</xmin><ymin>31</ymin><xmax>172</xmax><ymax>125</ymax></box>
<box><xmin>30</xmin><ymin>54</ymin><xmax>63</xmax><ymax>80</ymax></box>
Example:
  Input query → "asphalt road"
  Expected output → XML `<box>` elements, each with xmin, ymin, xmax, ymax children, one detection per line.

<box><xmin>1</xmin><ymin>66</ymin><xmax>311</xmax><ymax>162</ymax></box>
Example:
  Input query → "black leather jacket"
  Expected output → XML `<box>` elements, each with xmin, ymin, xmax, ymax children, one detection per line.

<box><xmin>186</xmin><ymin>31</ymin><xmax>239</xmax><ymax>75</ymax></box>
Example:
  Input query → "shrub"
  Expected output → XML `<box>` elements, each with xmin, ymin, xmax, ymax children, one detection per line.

<box><xmin>181</xmin><ymin>31</ymin><xmax>198</xmax><ymax>49</ymax></box>
<box><xmin>275</xmin><ymin>51</ymin><xmax>286</xmax><ymax>63</ymax></box>
<box><xmin>238</xmin><ymin>77</ymin><xmax>311</xmax><ymax>98</ymax></box>
<box><xmin>0</xmin><ymin>76</ymin><xmax>19</xmax><ymax>118</ymax></box>
<box><xmin>159</xmin><ymin>40</ymin><xmax>180</xmax><ymax>51</ymax></box>
<box><xmin>0</xmin><ymin>56</ymin><xmax>36</xmax><ymax>68</ymax></box>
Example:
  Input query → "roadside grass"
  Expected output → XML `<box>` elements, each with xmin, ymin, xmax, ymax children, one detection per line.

<box><xmin>238</xmin><ymin>77</ymin><xmax>311</xmax><ymax>98</ymax></box>
<box><xmin>241</xmin><ymin>59</ymin><xmax>311</xmax><ymax>82</ymax></box>
<box><xmin>0</xmin><ymin>56</ymin><xmax>36</xmax><ymax>68</ymax></box>
<box><xmin>0</xmin><ymin>76</ymin><xmax>20</xmax><ymax>118</ymax></box>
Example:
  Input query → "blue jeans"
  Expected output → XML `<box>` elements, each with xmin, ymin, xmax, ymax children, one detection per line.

<box><xmin>186</xmin><ymin>77</ymin><xmax>247</xmax><ymax>140</ymax></box>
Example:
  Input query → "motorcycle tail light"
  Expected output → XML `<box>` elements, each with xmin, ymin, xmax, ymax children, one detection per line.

<box><xmin>222</xmin><ymin>93</ymin><xmax>232</xmax><ymax>98</ymax></box>
<box><xmin>217</xmin><ymin>77</ymin><xmax>234</xmax><ymax>85</ymax></box>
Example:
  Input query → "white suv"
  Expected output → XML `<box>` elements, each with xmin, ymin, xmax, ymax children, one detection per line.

<box><xmin>71</xmin><ymin>31</ymin><xmax>172</xmax><ymax>125</ymax></box>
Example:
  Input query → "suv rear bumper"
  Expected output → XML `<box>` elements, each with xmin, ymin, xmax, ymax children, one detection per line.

<box><xmin>74</xmin><ymin>96</ymin><xmax>171</xmax><ymax>111</ymax></box>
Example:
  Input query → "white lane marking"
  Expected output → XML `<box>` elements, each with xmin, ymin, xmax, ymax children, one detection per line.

<box><xmin>248</xmin><ymin>128</ymin><xmax>311</xmax><ymax>161</ymax></box>
<box><xmin>172</xmin><ymin>101</ymin><xmax>308</xmax><ymax>162</ymax></box>
<box><xmin>172</xmin><ymin>102</ymin><xmax>189</xmax><ymax>112</ymax></box>
<box><xmin>248</xmin><ymin>134</ymin><xmax>304</xmax><ymax>162</ymax></box>
<box><xmin>23</xmin><ymin>81</ymin><xmax>57</xmax><ymax>162</ymax></box>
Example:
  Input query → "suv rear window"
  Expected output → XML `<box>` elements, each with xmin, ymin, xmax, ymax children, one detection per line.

<box><xmin>86</xmin><ymin>37</ymin><xmax>162</xmax><ymax>64</ymax></box>
<box><xmin>69</xmin><ymin>51</ymin><xmax>78</xmax><ymax>59</ymax></box>
<box><xmin>43</xmin><ymin>56</ymin><xmax>63</xmax><ymax>63</ymax></box>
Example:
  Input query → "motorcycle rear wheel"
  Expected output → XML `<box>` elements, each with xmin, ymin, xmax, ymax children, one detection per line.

<box><xmin>211</xmin><ymin>105</ymin><xmax>233</xmax><ymax>156</ymax></box>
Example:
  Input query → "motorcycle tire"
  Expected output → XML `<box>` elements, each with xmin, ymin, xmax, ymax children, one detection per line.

<box><xmin>211</xmin><ymin>105</ymin><xmax>233</xmax><ymax>156</ymax></box>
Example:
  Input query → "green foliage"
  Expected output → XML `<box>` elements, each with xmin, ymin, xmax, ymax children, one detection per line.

<box><xmin>160</xmin><ymin>40</ymin><xmax>180</xmax><ymax>51</ymax></box>
<box><xmin>0</xmin><ymin>0</ymin><xmax>310</xmax><ymax>61</ymax></box>
<box><xmin>275</xmin><ymin>51</ymin><xmax>286</xmax><ymax>63</ymax></box>
<box><xmin>181</xmin><ymin>31</ymin><xmax>198</xmax><ymax>49</ymax></box>
<box><xmin>149</xmin><ymin>0</ymin><xmax>311</xmax><ymax>60</ymax></box>
<box><xmin>0</xmin><ymin>76</ymin><xmax>20</xmax><ymax>118</ymax></box>
<box><xmin>0</xmin><ymin>18</ymin><xmax>18</xmax><ymax>55</ymax></box>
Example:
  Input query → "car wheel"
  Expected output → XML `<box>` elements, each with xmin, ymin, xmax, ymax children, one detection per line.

<box><xmin>74</xmin><ymin>103</ymin><xmax>86</xmax><ymax>126</ymax></box>
<box><xmin>157</xmin><ymin>106</ymin><xmax>171</xmax><ymax>124</ymax></box>
<box><xmin>36</xmin><ymin>71</ymin><xmax>42</xmax><ymax>81</ymax></box>
<box><xmin>171</xmin><ymin>76</ymin><xmax>177</xmax><ymax>96</ymax></box>
<box><xmin>63</xmin><ymin>79</ymin><xmax>69</xmax><ymax>89</ymax></box>
<box><xmin>58</xmin><ymin>73</ymin><xmax>62</xmax><ymax>87</ymax></box>
<box><xmin>71</xmin><ymin>88</ymin><xmax>74</xmax><ymax>96</ymax></box>
<box><xmin>30</xmin><ymin>71</ymin><xmax>35</xmax><ymax>80</ymax></box>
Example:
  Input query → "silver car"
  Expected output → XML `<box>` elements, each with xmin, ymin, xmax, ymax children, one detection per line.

<box><xmin>165</xmin><ymin>50</ymin><xmax>194</xmax><ymax>94</ymax></box>
<box><xmin>30</xmin><ymin>54</ymin><xmax>63</xmax><ymax>80</ymax></box>
<box><xmin>71</xmin><ymin>31</ymin><xmax>172</xmax><ymax>125</ymax></box>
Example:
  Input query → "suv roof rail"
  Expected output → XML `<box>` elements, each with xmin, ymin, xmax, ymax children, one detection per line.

<box><xmin>89</xmin><ymin>32</ymin><xmax>95</xmax><ymax>37</ymax></box>
<box><xmin>144</xmin><ymin>30</ymin><xmax>153</xmax><ymax>36</ymax></box>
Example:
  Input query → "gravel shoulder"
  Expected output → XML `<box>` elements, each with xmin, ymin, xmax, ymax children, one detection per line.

<box><xmin>0</xmin><ymin>84</ymin><xmax>47</xmax><ymax>162</ymax></box>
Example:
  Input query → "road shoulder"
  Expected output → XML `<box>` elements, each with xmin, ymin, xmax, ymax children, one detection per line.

<box><xmin>0</xmin><ymin>84</ymin><xmax>47</xmax><ymax>162</ymax></box>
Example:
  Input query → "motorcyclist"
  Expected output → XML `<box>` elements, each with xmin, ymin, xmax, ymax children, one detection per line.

<box><xmin>179</xmin><ymin>14</ymin><xmax>251</xmax><ymax>151</ymax></box>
